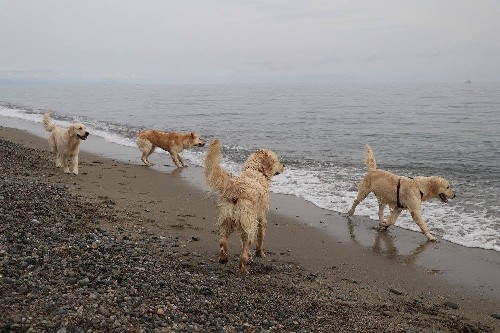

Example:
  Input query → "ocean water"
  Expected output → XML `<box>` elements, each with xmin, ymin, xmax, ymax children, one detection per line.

<box><xmin>1</xmin><ymin>83</ymin><xmax>499</xmax><ymax>251</ymax></box>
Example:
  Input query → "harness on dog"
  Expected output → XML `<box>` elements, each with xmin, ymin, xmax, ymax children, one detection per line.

<box><xmin>396</xmin><ymin>177</ymin><xmax>424</xmax><ymax>209</ymax></box>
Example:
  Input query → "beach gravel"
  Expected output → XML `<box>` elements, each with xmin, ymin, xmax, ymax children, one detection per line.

<box><xmin>0</xmin><ymin>138</ymin><xmax>494</xmax><ymax>332</ymax></box>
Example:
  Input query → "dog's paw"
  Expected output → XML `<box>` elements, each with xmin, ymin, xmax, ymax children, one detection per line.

<box><xmin>238</xmin><ymin>264</ymin><xmax>249</xmax><ymax>274</ymax></box>
<box><xmin>218</xmin><ymin>251</ymin><xmax>229</xmax><ymax>264</ymax></box>
<box><xmin>256</xmin><ymin>250</ymin><xmax>265</xmax><ymax>258</ymax></box>
<box><xmin>427</xmin><ymin>235</ymin><xmax>438</xmax><ymax>242</ymax></box>
<box><xmin>218</xmin><ymin>257</ymin><xmax>228</xmax><ymax>264</ymax></box>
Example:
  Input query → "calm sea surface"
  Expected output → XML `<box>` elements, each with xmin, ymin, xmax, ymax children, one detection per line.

<box><xmin>1</xmin><ymin>83</ymin><xmax>499</xmax><ymax>251</ymax></box>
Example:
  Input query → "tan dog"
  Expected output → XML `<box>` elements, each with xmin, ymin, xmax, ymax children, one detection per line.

<box><xmin>43</xmin><ymin>112</ymin><xmax>89</xmax><ymax>175</ymax></box>
<box><xmin>204</xmin><ymin>139</ymin><xmax>285</xmax><ymax>273</ymax></box>
<box><xmin>347</xmin><ymin>145</ymin><xmax>456</xmax><ymax>241</ymax></box>
<box><xmin>136</xmin><ymin>130</ymin><xmax>205</xmax><ymax>168</ymax></box>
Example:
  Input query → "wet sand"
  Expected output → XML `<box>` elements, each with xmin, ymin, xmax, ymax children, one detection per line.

<box><xmin>1</xmin><ymin>125</ymin><xmax>499</xmax><ymax>331</ymax></box>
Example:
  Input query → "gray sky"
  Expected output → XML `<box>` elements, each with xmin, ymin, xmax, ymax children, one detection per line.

<box><xmin>1</xmin><ymin>0</ymin><xmax>499</xmax><ymax>84</ymax></box>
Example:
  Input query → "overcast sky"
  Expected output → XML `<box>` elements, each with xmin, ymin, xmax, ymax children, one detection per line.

<box><xmin>1</xmin><ymin>0</ymin><xmax>499</xmax><ymax>84</ymax></box>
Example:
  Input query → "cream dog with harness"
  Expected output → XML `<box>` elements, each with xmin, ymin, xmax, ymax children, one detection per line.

<box><xmin>347</xmin><ymin>145</ymin><xmax>456</xmax><ymax>241</ymax></box>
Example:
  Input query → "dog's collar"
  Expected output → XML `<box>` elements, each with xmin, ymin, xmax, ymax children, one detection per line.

<box><xmin>260</xmin><ymin>171</ymin><xmax>271</xmax><ymax>181</ymax></box>
<box><xmin>249</xmin><ymin>167</ymin><xmax>271</xmax><ymax>181</ymax></box>
<box><xmin>396</xmin><ymin>177</ymin><xmax>424</xmax><ymax>209</ymax></box>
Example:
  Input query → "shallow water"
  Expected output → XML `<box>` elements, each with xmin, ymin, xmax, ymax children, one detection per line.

<box><xmin>1</xmin><ymin>82</ymin><xmax>499</xmax><ymax>251</ymax></box>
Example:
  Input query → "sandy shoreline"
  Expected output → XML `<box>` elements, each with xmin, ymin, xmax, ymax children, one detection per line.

<box><xmin>1</xmin><ymin>125</ymin><xmax>499</xmax><ymax>331</ymax></box>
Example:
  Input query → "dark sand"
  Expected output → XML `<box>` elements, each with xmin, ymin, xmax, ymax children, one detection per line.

<box><xmin>1</xmin><ymin>126</ymin><xmax>499</xmax><ymax>332</ymax></box>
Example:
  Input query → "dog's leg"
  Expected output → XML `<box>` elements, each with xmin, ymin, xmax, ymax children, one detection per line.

<box><xmin>256</xmin><ymin>218</ymin><xmax>267</xmax><ymax>258</ymax></box>
<box><xmin>54</xmin><ymin>144</ymin><xmax>63</xmax><ymax>168</ymax></box>
<box><xmin>378</xmin><ymin>201</ymin><xmax>386</xmax><ymax>224</ymax></box>
<box><xmin>146</xmin><ymin>145</ymin><xmax>156</xmax><ymax>166</ymax></box>
<box><xmin>347</xmin><ymin>182</ymin><xmax>370</xmax><ymax>217</ymax></box>
<box><xmin>62</xmin><ymin>155</ymin><xmax>70</xmax><ymax>174</ymax></box>
<box><xmin>56</xmin><ymin>152</ymin><xmax>63</xmax><ymax>168</ymax></box>
<box><xmin>380</xmin><ymin>208</ymin><xmax>402</xmax><ymax>229</ymax></box>
<box><xmin>70</xmin><ymin>154</ymin><xmax>79</xmax><ymax>175</ymax></box>
<box><xmin>177</xmin><ymin>154</ymin><xmax>187</xmax><ymax>167</ymax></box>
<box><xmin>138</xmin><ymin>139</ymin><xmax>154</xmax><ymax>166</ymax></box>
<box><xmin>48</xmin><ymin>136</ymin><xmax>60</xmax><ymax>167</ymax></box>
<box><xmin>410</xmin><ymin>210</ymin><xmax>437</xmax><ymax>241</ymax></box>
<box><xmin>219</xmin><ymin>230</ymin><xmax>230</xmax><ymax>264</ymax></box>
<box><xmin>170</xmin><ymin>152</ymin><xmax>183</xmax><ymax>168</ymax></box>
<box><xmin>239</xmin><ymin>232</ymin><xmax>252</xmax><ymax>274</ymax></box>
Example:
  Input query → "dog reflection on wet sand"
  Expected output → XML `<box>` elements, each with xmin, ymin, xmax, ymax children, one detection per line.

<box><xmin>347</xmin><ymin>218</ymin><xmax>432</xmax><ymax>265</ymax></box>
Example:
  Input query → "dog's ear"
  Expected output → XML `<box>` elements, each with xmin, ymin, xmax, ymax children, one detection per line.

<box><xmin>68</xmin><ymin>125</ymin><xmax>76</xmax><ymax>136</ymax></box>
<box><xmin>257</xmin><ymin>151</ymin><xmax>274</xmax><ymax>177</ymax></box>
<box><xmin>427</xmin><ymin>177</ymin><xmax>441</xmax><ymax>195</ymax></box>
<box><xmin>190</xmin><ymin>132</ymin><xmax>195</xmax><ymax>138</ymax></box>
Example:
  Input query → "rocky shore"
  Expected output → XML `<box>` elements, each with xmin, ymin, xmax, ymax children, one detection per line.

<box><xmin>0</xmin><ymin>135</ymin><xmax>497</xmax><ymax>332</ymax></box>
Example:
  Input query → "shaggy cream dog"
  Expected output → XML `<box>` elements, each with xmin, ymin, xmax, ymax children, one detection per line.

<box><xmin>204</xmin><ymin>139</ymin><xmax>285</xmax><ymax>273</ymax></box>
<box><xmin>136</xmin><ymin>130</ymin><xmax>205</xmax><ymax>168</ymax></box>
<box><xmin>43</xmin><ymin>112</ymin><xmax>89</xmax><ymax>175</ymax></box>
<box><xmin>347</xmin><ymin>145</ymin><xmax>456</xmax><ymax>241</ymax></box>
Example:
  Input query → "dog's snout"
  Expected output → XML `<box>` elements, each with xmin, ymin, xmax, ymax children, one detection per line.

<box><xmin>452</xmin><ymin>193</ymin><xmax>456</xmax><ymax>199</ymax></box>
<box><xmin>85</xmin><ymin>131</ymin><xmax>89</xmax><ymax>136</ymax></box>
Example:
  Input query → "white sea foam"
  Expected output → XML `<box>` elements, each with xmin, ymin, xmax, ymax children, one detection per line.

<box><xmin>0</xmin><ymin>106</ymin><xmax>43</xmax><ymax>123</ymax></box>
<box><xmin>90</xmin><ymin>128</ymin><xmax>136</xmax><ymax>147</ymax></box>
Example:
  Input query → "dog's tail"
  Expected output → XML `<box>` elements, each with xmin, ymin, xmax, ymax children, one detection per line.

<box><xmin>365</xmin><ymin>144</ymin><xmax>377</xmax><ymax>171</ymax></box>
<box><xmin>43</xmin><ymin>112</ymin><xmax>56</xmax><ymax>132</ymax></box>
<box><xmin>204</xmin><ymin>139</ymin><xmax>237</xmax><ymax>197</ymax></box>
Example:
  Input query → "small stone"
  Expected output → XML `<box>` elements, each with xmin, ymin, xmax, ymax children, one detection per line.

<box><xmin>307</xmin><ymin>273</ymin><xmax>318</xmax><ymax>280</ymax></box>
<box><xmin>443</xmin><ymin>301</ymin><xmax>459</xmax><ymax>309</ymax></box>
<box><xmin>490</xmin><ymin>313</ymin><xmax>500</xmax><ymax>320</ymax></box>
<box><xmin>78</xmin><ymin>277</ymin><xmax>90</xmax><ymax>286</ymax></box>
<box><xmin>2</xmin><ymin>277</ymin><xmax>15</xmax><ymax>284</ymax></box>
<box><xmin>98</xmin><ymin>307</ymin><xmax>110</xmax><ymax>316</ymax></box>
<box><xmin>389</xmin><ymin>288</ymin><xmax>403</xmax><ymax>295</ymax></box>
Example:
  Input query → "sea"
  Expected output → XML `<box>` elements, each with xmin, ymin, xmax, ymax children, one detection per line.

<box><xmin>1</xmin><ymin>82</ymin><xmax>499</xmax><ymax>252</ymax></box>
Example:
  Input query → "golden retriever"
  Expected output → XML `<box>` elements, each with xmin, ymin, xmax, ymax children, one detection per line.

<box><xmin>136</xmin><ymin>130</ymin><xmax>205</xmax><ymax>168</ymax></box>
<box><xmin>43</xmin><ymin>112</ymin><xmax>89</xmax><ymax>175</ymax></box>
<box><xmin>347</xmin><ymin>145</ymin><xmax>456</xmax><ymax>241</ymax></box>
<box><xmin>204</xmin><ymin>139</ymin><xmax>285</xmax><ymax>273</ymax></box>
